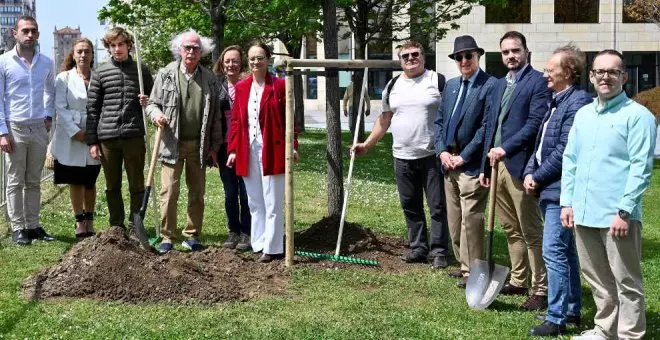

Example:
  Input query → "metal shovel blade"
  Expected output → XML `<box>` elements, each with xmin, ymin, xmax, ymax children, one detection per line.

<box><xmin>131</xmin><ymin>212</ymin><xmax>152</xmax><ymax>250</ymax></box>
<box><xmin>465</xmin><ymin>259</ymin><xmax>510</xmax><ymax>310</ymax></box>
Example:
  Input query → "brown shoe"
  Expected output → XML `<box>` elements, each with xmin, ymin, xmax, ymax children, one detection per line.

<box><xmin>500</xmin><ymin>283</ymin><xmax>528</xmax><ymax>296</ymax></box>
<box><xmin>447</xmin><ymin>269</ymin><xmax>463</xmax><ymax>278</ymax></box>
<box><xmin>521</xmin><ymin>294</ymin><xmax>548</xmax><ymax>311</ymax></box>
<box><xmin>258</xmin><ymin>253</ymin><xmax>283</xmax><ymax>263</ymax></box>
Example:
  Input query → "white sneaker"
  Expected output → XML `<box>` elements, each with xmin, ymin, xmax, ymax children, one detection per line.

<box><xmin>571</xmin><ymin>329</ymin><xmax>607</xmax><ymax>340</ymax></box>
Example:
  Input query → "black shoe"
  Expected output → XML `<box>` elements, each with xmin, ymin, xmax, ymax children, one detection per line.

<box><xmin>431</xmin><ymin>256</ymin><xmax>448</xmax><ymax>269</ymax></box>
<box><xmin>12</xmin><ymin>230</ymin><xmax>31</xmax><ymax>245</ymax></box>
<box><xmin>447</xmin><ymin>269</ymin><xmax>464</xmax><ymax>278</ymax></box>
<box><xmin>258</xmin><ymin>253</ymin><xmax>284</xmax><ymax>263</ymax></box>
<box><xmin>29</xmin><ymin>227</ymin><xmax>55</xmax><ymax>241</ymax></box>
<box><xmin>535</xmin><ymin>313</ymin><xmax>581</xmax><ymax>327</ymax></box>
<box><xmin>521</xmin><ymin>294</ymin><xmax>548</xmax><ymax>311</ymax></box>
<box><xmin>400</xmin><ymin>251</ymin><xmax>427</xmax><ymax>263</ymax></box>
<box><xmin>456</xmin><ymin>276</ymin><xmax>468</xmax><ymax>289</ymax></box>
<box><xmin>529</xmin><ymin>320</ymin><xmax>565</xmax><ymax>336</ymax></box>
<box><xmin>500</xmin><ymin>283</ymin><xmax>528</xmax><ymax>296</ymax></box>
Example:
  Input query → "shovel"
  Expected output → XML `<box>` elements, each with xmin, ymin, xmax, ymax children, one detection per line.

<box><xmin>465</xmin><ymin>161</ymin><xmax>510</xmax><ymax>310</ymax></box>
<box><xmin>132</xmin><ymin>126</ymin><xmax>164</xmax><ymax>250</ymax></box>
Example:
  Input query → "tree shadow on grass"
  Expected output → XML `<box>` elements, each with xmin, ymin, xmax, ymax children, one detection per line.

<box><xmin>0</xmin><ymin>301</ymin><xmax>38</xmax><ymax>335</ymax></box>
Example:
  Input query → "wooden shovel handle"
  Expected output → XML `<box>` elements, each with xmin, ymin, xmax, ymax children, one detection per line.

<box><xmin>486</xmin><ymin>162</ymin><xmax>499</xmax><ymax>233</ymax></box>
<box><xmin>146</xmin><ymin>127</ymin><xmax>164</xmax><ymax>187</ymax></box>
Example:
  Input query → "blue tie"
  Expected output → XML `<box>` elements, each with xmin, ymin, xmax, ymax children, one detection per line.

<box><xmin>445</xmin><ymin>80</ymin><xmax>470</xmax><ymax>147</ymax></box>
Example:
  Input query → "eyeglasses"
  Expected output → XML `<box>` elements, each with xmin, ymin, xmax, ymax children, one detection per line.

<box><xmin>454</xmin><ymin>52</ymin><xmax>475</xmax><ymax>62</ymax></box>
<box><xmin>591</xmin><ymin>68</ymin><xmax>624</xmax><ymax>79</ymax></box>
<box><xmin>249</xmin><ymin>56</ymin><xmax>267</xmax><ymax>62</ymax></box>
<box><xmin>400</xmin><ymin>51</ymin><xmax>420</xmax><ymax>60</ymax></box>
<box><xmin>542</xmin><ymin>68</ymin><xmax>554</xmax><ymax>74</ymax></box>
<box><xmin>182</xmin><ymin>45</ymin><xmax>201</xmax><ymax>52</ymax></box>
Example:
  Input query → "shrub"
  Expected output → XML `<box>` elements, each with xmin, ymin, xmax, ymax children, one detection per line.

<box><xmin>633</xmin><ymin>87</ymin><xmax>660</xmax><ymax>122</ymax></box>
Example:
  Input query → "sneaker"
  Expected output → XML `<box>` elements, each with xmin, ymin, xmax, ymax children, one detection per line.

<box><xmin>235</xmin><ymin>233</ymin><xmax>251</xmax><ymax>251</ymax></box>
<box><xmin>28</xmin><ymin>227</ymin><xmax>55</xmax><ymax>241</ymax></box>
<box><xmin>521</xmin><ymin>294</ymin><xmax>548</xmax><ymax>311</ymax></box>
<box><xmin>571</xmin><ymin>329</ymin><xmax>607</xmax><ymax>340</ymax></box>
<box><xmin>223</xmin><ymin>232</ymin><xmax>240</xmax><ymax>249</ymax></box>
<box><xmin>158</xmin><ymin>242</ymin><xmax>174</xmax><ymax>254</ymax></box>
<box><xmin>11</xmin><ymin>230</ymin><xmax>31</xmax><ymax>245</ymax></box>
<box><xmin>535</xmin><ymin>313</ymin><xmax>581</xmax><ymax>327</ymax></box>
<box><xmin>182</xmin><ymin>238</ymin><xmax>203</xmax><ymax>252</ymax></box>
<box><xmin>400</xmin><ymin>251</ymin><xmax>427</xmax><ymax>263</ymax></box>
<box><xmin>529</xmin><ymin>320</ymin><xmax>565</xmax><ymax>336</ymax></box>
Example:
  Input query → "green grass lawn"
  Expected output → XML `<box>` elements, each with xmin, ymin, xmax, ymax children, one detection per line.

<box><xmin>1</xmin><ymin>129</ymin><xmax>658</xmax><ymax>339</ymax></box>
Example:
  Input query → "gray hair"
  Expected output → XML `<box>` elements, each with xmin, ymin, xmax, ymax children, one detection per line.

<box><xmin>169</xmin><ymin>29</ymin><xmax>214</xmax><ymax>58</ymax></box>
<box><xmin>553</xmin><ymin>43</ymin><xmax>587</xmax><ymax>84</ymax></box>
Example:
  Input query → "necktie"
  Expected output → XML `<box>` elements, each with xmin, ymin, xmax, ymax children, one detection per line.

<box><xmin>445</xmin><ymin>79</ymin><xmax>470</xmax><ymax>147</ymax></box>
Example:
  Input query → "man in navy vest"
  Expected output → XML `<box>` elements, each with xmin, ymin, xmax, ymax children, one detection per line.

<box><xmin>434</xmin><ymin>35</ymin><xmax>494</xmax><ymax>288</ymax></box>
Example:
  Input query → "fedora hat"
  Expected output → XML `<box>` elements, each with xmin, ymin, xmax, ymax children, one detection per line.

<box><xmin>448</xmin><ymin>35</ymin><xmax>484</xmax><ymax>59</ymax></box>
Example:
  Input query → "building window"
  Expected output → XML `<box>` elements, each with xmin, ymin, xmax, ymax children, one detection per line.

<box><xmin>485</xmin><ymin>0</ymin><xmax>531</xmax><ymax>24</ymax></box>
<box><xmin>623</xmin><ymin>51</ymin><xmax>660</xmax><ymax>97</ymax></box>
<box><xmin>485</xmin><ymin>52</ymin><xmax>509</xmax><ymax>79</ymax></box>
<box><xmin>555</xmin><ymin>0</ymin><xmax>599</xmax><ymax>23</ymax></box>
<box><xmin>304</xmin><ymin>35</ymin><xmax>318</xmax><ymax>100</ymax></box>
<box><xmin>622</xmin><ymin>0</ymin><xmax>650</xmax><ymax>23</ymax></box>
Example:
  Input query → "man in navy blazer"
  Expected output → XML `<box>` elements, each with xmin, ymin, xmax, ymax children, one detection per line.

<box><xmin>480</xmin><ymin>31</ymin><xmax>551</xmax><ymax>311</ymax></box>
<box><xmin>434</xmin><ymin>35</ymin><xmax>495</xmax><ymax>288</ymax></box>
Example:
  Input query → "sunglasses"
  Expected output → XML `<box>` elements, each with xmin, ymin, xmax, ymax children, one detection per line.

<box><xmin>182</xmin><ymin>45</ymin><xmax>201</xmax><ymax>52</ymax></box>
<box><xmin>454</xmin><ymin>52</ymin><xmax>475</xmax><ymax>62</ymax></box>
<box><xmin>401</xmin><ymin>51</ymin><xmax>420</xmax><ymax>60</ymax></box>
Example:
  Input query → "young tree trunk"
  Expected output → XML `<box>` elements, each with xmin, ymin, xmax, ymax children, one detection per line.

<box><xmin>208</xmin><ymin>0</ymin><xmax>225</xmax><ymax>63</ymax></box>
<box><xmin>323</xmin><ymin>0</ymin><xmax>343</xmax><ymax>219</ymax></box>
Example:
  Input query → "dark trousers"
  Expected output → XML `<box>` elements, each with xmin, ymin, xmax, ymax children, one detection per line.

<box><xmin>394</xmin><ymin>155</ymin><xmax>449</xmax><ymax>257</ymax></box>
<box><xmin>99</xmin><ymin>136</ymin><xmax>146</xmax><ymax>227</ymax></box>
<box><xmin>219</xmin><ymin>145</ymin><xmax>251</xmax><ymax>234</ymax></box>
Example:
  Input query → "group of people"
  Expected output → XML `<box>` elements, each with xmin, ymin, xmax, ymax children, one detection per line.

<box><xmin>353</xmin><ymin>33</ymin><xmax>655</xmax><ymax>339</ymax></box>
<box><xmin>1</xmin><ymin>16</ymin><xmax>294</xmax><ymax>263</ymax></box>
<box><xmin>1</xmin><ymin>14</ymin><xmax>656</xmax><ymax>340</ymax></box>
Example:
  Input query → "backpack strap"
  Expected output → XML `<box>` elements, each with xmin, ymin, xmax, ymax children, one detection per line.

<box><xmin>436</xmin><ymin>72</ymin><xmax>446</xmax><ymax>95</ymax></box>
<box><xmin>385</xmin><ymin>71</ymin><xmax>446</xmax><ymax>106</ymax></box>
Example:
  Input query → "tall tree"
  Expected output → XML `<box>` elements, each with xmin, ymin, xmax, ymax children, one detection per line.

<box><xmin>323</xmin><ymin>0</ymin><xmax>344</xmax><ymax>218</ymax></box>
<box><xmin>339</xmin><ymin>0</ymin><xmax>501</xmax><ymax>141</ymax></box>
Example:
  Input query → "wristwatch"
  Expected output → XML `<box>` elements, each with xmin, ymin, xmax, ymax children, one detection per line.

<box><xmin>618</xmin><ymin>209</ymin><xmax>631</xmax><ymax>220</ymax></box>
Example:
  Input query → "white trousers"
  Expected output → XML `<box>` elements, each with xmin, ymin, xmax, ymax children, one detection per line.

<box><xmin>243</xmin><ymin>140</ymin><xmax>284</xmax><ymax>254</ymax></box>
<box><xmin>5</xmin><ymin>120</ymin><xmax>48</xmax><ymax>231</ymax></box>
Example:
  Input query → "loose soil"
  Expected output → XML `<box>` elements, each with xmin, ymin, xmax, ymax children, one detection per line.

<box><xmin>23</xmin><ymin>217</ymin><xmax>425</xmax><ymax>305</ymax></box>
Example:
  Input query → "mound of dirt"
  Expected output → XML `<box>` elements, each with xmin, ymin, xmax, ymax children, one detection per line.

<box><xmin>23</xmin><ymin>218</ymin><xmax>426</xmax><ymax>304</ymax></box>
<box><xmin>294</xmin><ymin>216</ymin><xmax>414</xmax><ymax>272</ymax></box>
<box><xmin>23</xmin><ymin>227</ymin><xmax>289</xmax><ymax>305</ymax></box>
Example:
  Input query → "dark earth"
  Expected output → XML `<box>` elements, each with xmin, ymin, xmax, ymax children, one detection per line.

<box><xmin>23</xmin><ymin>217</ymin><xmax>428</xmax><ymax>305</ymax></box>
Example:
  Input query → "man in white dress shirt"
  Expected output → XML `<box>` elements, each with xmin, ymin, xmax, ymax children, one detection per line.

<box><xmin>0</xmin><ymin>15</ymin><xmax>55</xmax><ymax>245</ymax></box>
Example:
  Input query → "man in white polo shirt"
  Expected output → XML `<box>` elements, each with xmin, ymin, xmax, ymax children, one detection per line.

<box><xmin>0</xmin><ymin>15</ymin><xmax>55</xmax><ymax>245</ymax></box>
<box><xmin>352</xmin><ymin>40</ymin><xmax>449</xmax><ymax>269</ymax></box>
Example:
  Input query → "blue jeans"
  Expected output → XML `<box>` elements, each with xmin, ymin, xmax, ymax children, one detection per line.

<box><xmin>541</xmin><ymin>199</ymin><xmax>581</xmax><ymax>325</ymax></box>
<box><xmin>219</xmin><ymin>146</ymin><xmax>250</xmax><ymax>235</ymax></box>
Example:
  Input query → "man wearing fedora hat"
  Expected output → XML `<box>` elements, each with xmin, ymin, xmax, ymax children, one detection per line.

<box><xmin>480</xmin><ymin>31</ymin><xmax>551</xmax><ymax>311</ymax></box>
<box><xmin>434</xmin><ymin>35</ymin><xmax>495</xmax><ymax>288</ymax></box>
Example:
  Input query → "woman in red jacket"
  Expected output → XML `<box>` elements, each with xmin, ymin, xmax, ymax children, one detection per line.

<box><xmin>226</xmin><ymin>42</ymin><xmax>298</xmax><ymax>263</ymax></box>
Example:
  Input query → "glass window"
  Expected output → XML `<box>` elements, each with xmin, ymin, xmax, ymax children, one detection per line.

<box><xmin>485</xmin><ymin>52</ymin><xmax>509</xmax><ymax>79</ymax></box>
<box><xmin>623</xmin><ymin>51</ymin><xmax>660</xmax><ymax>96</ymax></box>
<box><xmin>622</xmin><ymin>0</ymin><xmax>650</xmax><ymax>23</ymax></box>
<box><xmin>485</xmin><ymin>0</ymin><xmax>531</xmax><ymax>24</ymax></box>
<box><xmin>555</xmin><ymin>0</ymin><xmax>599</xmax><ymax>23</ymax></box>
<box><xmin>305</xmin><ymin>35</ymin><xmax>318</xmax><ymax>100</ymax></box>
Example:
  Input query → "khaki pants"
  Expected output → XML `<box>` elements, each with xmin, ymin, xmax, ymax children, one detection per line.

<box><xmin>5</xmin><ymin>120</ymin><xmax>48</xmax><ymax>231</ymax></box>
<box><xmin>100</xmin><ymin>137</ymin><xmax>146</xmax><ymax>227</ymax></box>
<box><xmin>159</xmin><ymin>140</ymin><xmax>206</xmax><ymax>240</ymax></box>
<box><xmin>495</xmin><ymin>163</ymin><xmax>547</xmax><ymax>295</ymax></box>
<box><xmin>575</xmin><ymin>222</ymin><xmax>645</xmax><ymax>339</ymax></box>
<box><xmin>444</xmin><ymin>170</ymin><xmax>488</xmax><ymax>275</ymax></box>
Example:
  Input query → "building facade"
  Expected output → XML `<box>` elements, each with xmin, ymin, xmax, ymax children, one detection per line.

<box><xmin>0</xmin><ymin>0</ymin><xmax>36</xmax><ymax>53</ymax></box>
<box><xmin>302</xmin><ymin>0</ymin><xmax>660</xmax><ymax>112</ymax></box>
<box><xmin>53</xmin><ymin>26</ymin><xmax>81</xmax><ymax>71</ymax></box>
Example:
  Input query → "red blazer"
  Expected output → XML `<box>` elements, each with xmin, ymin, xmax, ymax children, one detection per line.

<box><xmin>227</xmin><ymin>73</ymin><xmax>298</xmax><ymax>177</ymax></box>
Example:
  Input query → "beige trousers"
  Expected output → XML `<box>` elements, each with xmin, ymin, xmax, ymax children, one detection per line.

<box><xmin>575</xmin><ymin>222</ymin><xmax>645</xmax><ymax>339</ymax></box>
<box><xmin>495</xmin><ymin>163</ymin><xmax>547</xmax><ymax>295</ymax></box>
<box><xmin>159</xmin><ymin>140</ymin><xmax>206</xmax><ymax>240</ymax></box>
<box><xmin>444</xmin><ymin>170</ymin><xmax>488</xmax><ymax>275</ymax></box>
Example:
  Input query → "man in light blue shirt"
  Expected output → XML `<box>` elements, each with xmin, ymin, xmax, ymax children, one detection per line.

<box><xmin>561</xmin><ymin>50</ymin><xmax>656</xmax><ymax>340</ymax></box>
<box><xmin>0</xmin><ymin>16</ymin><xmax>55</xmax><ymax>245</ymax></box>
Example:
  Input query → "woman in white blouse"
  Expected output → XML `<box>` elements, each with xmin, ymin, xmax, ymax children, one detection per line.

<box><xmin>51</xmin><ymin>38</ymin><xmax>102</xmax><ymax>239</ymax></box>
